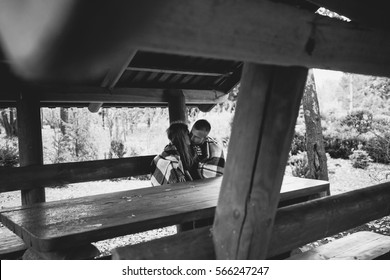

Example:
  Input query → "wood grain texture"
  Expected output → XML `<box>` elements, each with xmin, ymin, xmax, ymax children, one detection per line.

<box><xmin>167</xmin><ymin>89</ymin><xmax>187</xmax><ymax>123</ymax></box>
<box><xmin>16</xmin><ymin>93</ymin><xmax>45</xmax><ymax>205</ymax></box>
<box><xmin>268</xmin><ymin>181</ymin><xmax>390</xmax><ymax>257</ymax></box>
<box><xmin>0</xmin><ymin>226</ymin><xmax>26</xmax><ymax>259</ymax></box>
<box><xmin>287</xmin><ymin>231</ymin><xmax>390</xmax><ymax>260</ymax></box>
<box><xmin>111</xmin><ymin>181</ymin><xmax>390</xmax><ymax>260</ymax></box>
<box><xmin>0</xmin><ymin>155</ymin><xmax>155</xmax><ymax>193</ymax></box>
<box><xmin>1</xmin><ymin>0</ymin><xmax>390</xmax><ymax>82</ymax></box>
<box><xmin>112</xmin><ymin>226</ymin><xmax>215</xmax><ymax>260</ymax></box>
<box><xmin>0</xmin><ymin>87</ymin><xmax>227</xmax><ymax>105</ymax></box>
<box><xmin>213</xmin><ymin>64</ymin><xmax>308</xmax><ymax>259</ymax></box>
<box><xmin>0</xmin><ymin>176</ymin><xmax>327</xmax><ymax>253</ymax></box>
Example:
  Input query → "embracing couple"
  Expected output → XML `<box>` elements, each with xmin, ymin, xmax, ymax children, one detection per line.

<box><xmin>151</xmin><ymin>119</ymin><xmax>225</xmax><ymax>186</ymax></box>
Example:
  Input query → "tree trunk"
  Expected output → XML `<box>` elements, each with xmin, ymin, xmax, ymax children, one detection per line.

<box><xmin>302</xmin><ymin>71</ymin><xmax>329</xmax><ymax>191</ymax></box>
<box><xmin>0</xmin><ymin>109</ymin><xmax>18</xmax><ymax>137</ymax></box>
<box><xmin>60</xmin><ymin>107</ymin><xmax>69</xmax><ymax>135</ymax></box>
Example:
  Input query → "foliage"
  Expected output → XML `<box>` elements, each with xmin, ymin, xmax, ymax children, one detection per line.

<box><xmin>0</xmin><ymin>108</ymin><xmax>18</xmax><ymax>137</ymax></box>
<box><xmin>290</xmin><ymin>132</ymin><xmax>306</xmax><ymax>155</ymax></box>
<box><xmin>338</xmin><ymin>74</ymin><xmax>390</xmax><ymax>115</ymax></box>
<box><xmin>0</xmin><ymin>137</ymin><xmax>19</xmax><ymax>167</ymax></box>
<box><xmin>288</xmin><ymin>152</ymin><xmax>310</xmax><ymax>178</ymax></box>
<box><xmin>365</xmin><ymin>135</ymin><xmax>390</xmax><ymax>164</ymax></box>
<box><xmin>43</xmin><ymin>108</ymin><xmax>99</xmax><ymax>164</ymax></box>
<box><xmin>364</xmin><ymin>116</ymin><xmax>390</xmax><ymax>164</ymax></box>
<box><xmin>109</xmin><ymin>140</ymin><xmax>127</xmax><ymax>158</ymax></box>
<box><xmin>349</xmin><ymin>149</ymin><xmax>372</xmax><ymax>169</ymax></box>
<box><xmin>340</xmin><ymin>110</ymin><xmax>373</xmax><ymax>134</ymax></box>
<box><xmin>323</xmin><ymin>136</ymin><xmax>361</xmax><ymax>159</ymax></box>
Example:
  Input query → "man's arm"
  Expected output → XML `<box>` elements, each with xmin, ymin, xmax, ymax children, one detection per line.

<box><xmin>198</xmin><ymin>139</ymin><xmax>225</xmax><ymax>178</ymax></box>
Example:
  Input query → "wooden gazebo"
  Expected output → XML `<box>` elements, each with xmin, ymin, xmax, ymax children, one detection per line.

<box><xmin>0</xmin><ymin>0</ymin><xmax>390</xmax><ymax>260</ymax></box>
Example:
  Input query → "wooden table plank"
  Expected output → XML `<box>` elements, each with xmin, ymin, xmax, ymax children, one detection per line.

<box><xmin>0</xmin><ymin>176</ymin><xmax>328</xmax><ymax>253</ymax></box>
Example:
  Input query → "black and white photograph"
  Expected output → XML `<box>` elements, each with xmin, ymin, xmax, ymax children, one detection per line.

<box><xmin>0</xmin><ymin>1</ymin><xmax>389</xmax><ymax>279</ymax></box>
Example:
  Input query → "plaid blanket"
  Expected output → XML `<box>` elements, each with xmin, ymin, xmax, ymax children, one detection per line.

<box><xmin>150</xmin><ymin>144</ymin><xmax>188</xmax><ymax>186</ymax></box>
<box><xmin>196</xmin><ymin>137</ymin><xmax>225</xmax><ymax>178</ymax></box>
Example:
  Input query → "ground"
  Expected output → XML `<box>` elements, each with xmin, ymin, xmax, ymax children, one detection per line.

<box><xmin>1</xmin><ymin>158</ymin><xmax>389</xmax><ymax>257</ymax></box>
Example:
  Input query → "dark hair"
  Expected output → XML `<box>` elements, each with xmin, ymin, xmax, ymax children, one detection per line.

<box><xmin>167</xmin><ymin>123</ymin><xmax>195</xmax><ymax>169</ymax></box>
<box><xmin>193</xmin><ymin>119</ymin><xmax>211</xmax><ymax>132</ymax></box>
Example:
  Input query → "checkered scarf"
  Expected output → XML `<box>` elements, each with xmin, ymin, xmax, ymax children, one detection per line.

<box><xmin>197</xmin><ymin>137</ymin><xmax>225</xmax><ymax>178</ymax></box>
<box><xmin>150</xmin><ymin>144</ymin><xmax>188</xmax><ymax>186</ymax></box>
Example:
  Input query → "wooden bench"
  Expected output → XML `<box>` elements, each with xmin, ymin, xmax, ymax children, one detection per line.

<box><xmin>0</xmin><ymin>226</ymin><xmax>27</xmax><ymax>259</ymax></box>
<box><xmin>112</xmin><ymin>229</ymin><xmax>390</xmax><ymax>260</ymax></box>
<box><xmin>287</xmin><ymin>231</ymin><xmax>390</xmax><ymax>260</ymax></box>
<box><xmin>112</xmin><ymin>182</ymin><xmax>390</xmax><ymax>259</ymax></box>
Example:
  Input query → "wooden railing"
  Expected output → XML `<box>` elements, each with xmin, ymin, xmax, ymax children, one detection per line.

<box><xmin>0</xmin><ymin>155</ymin><xmax>155</xmax><ymax>193</ymax></box>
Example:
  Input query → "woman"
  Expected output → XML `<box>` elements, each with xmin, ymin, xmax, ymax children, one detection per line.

<box><xmin>151</xmin><ymin>122</ymin><xmax>198</xmax><ymax>186</ymax></box>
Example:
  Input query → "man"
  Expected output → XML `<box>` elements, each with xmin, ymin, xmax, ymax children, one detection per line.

<box><xmin>190</xmin><ymin>119</ymin><xmax>225</xmax><ymax>178</ymax></box>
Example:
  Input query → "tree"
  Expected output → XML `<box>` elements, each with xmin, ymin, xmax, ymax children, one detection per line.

<box><xmin>60</xmin><ymin>107</ymin><xmax>69</xmax><ymax>135</ymax></box>
<box><xmin>0</xmin><ymin>108</ymin><xmax>18</xmax><ymax>137</ymax></box>
<box><xmin>302</xmin><ymin>70</ymin><xmax>329</xmax><ymax>187</ymax></box>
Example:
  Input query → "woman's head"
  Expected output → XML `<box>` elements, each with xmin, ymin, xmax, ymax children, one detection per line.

<box><xmin>167</xmin><ymin>123</ymin><xmax>194</xmax><ymax>168</ymax></box>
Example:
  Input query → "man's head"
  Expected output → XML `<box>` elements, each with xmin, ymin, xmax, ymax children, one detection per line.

<box><xmin>190</xmin><ymin>119</ymin><xmax>211</xmax><ymax>145</ymax></box>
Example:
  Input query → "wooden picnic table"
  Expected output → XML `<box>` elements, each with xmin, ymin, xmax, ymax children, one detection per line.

<box><xmin>0</xmin><ymin>176</ymin><xmax>329</xmax><ymax>259</ymax></box>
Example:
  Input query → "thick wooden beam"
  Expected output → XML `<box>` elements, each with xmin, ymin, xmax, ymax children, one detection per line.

<box><xmin>112</xmin><ymin>181</ymin><xmax>390</xmax><ymax>259</ymax></box>
<box><xmin>0</xmin><ymin>87</ymin><xmax>227</xmax><ymax>105</ymax></box>
<box><xmin>307</xmin><ymin>0</ymin><xmax>389</xmax><ymax>30</ymax></box>
<box><xmin>1</xmin><ymin>0</ymin><xmax>390</xmax><ymax>81</ymax></box>
<box><xmin>213</xmin><ymin>64</ymin><xmax>308</xmax><ymax>259</ymax></box>
<box><xmin>0</xmin><ymin>155</ymin><xmax>155</xmax><ymax>193</ymax></box>
<box><xmin>16</xmin><ymin>93</ymin><xmax>45</xmax><ymax>205</ymax></box>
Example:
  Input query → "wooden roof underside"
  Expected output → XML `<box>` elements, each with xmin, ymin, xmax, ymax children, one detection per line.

<box><xmin>0</xmin><ymin>0</ymin><xmax>389</xmax><ymax>108</ymax></box>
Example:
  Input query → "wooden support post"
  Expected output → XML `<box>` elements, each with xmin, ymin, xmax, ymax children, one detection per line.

<box><xmin>213</xmin><ymin>64</ymin><xmax>308</xmax><ymax>259</ymax></box>
<box><xmin>167</xmin><ymin>89</ymin><xmax>187</xmax><ymax>123</ymax></box>
<box><xmin>16</xmin><ymin>93</ymin><xmax>45</xmax><ymax>205</ymax></box>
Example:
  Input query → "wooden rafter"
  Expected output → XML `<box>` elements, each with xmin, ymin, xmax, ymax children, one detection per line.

<box><xmin>0</xmin><ymin>87</ymin><xmax>227</xmax><ymax>106</ymax></box>
<box><xmin>89</xmin><ymin>50</ymin><xmax>137</xmax><ymax>112</ymax></box>
<box><xmin>126</xmin><ymin>67</ymin><xmax>231</xmax><ymax>77</ymax></box>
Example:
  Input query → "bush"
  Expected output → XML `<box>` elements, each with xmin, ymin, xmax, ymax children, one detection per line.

<box><xmin>323</xmin><ymin>136</ymin><xmax>361</xmax><ymax>159</ymax></box>
<box><xmin>290</xmin><ymin>133</ymin><xmax>306</xmax><ymax>155</ymax></box>
<box><xmin>364</xmin><ymin>135</ymin><xmax>390</xmax><ymax>164</ymax></box>
<box><xmin>349</xmin><ymin>149</ymin><xmax>372</xmax><ymax>169</ymax></box>
<box><xmin>0</xmin><ymin>138</ymin><xmax>19</xmax><ymax>167</ymax></box>
<box><xmin>340</xmin><ymin>110</ymin><xmax>373</xmax><ymax>134</ymax></box>
<box><xmin>288</xmin><ymin>152</ymin><xmax>310</xmax><ymax>178</ymax></box>
<box><xmin>110</xmin><ymin>140</ymin><xmax>127</xmax><ymax>158</ymax></box>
